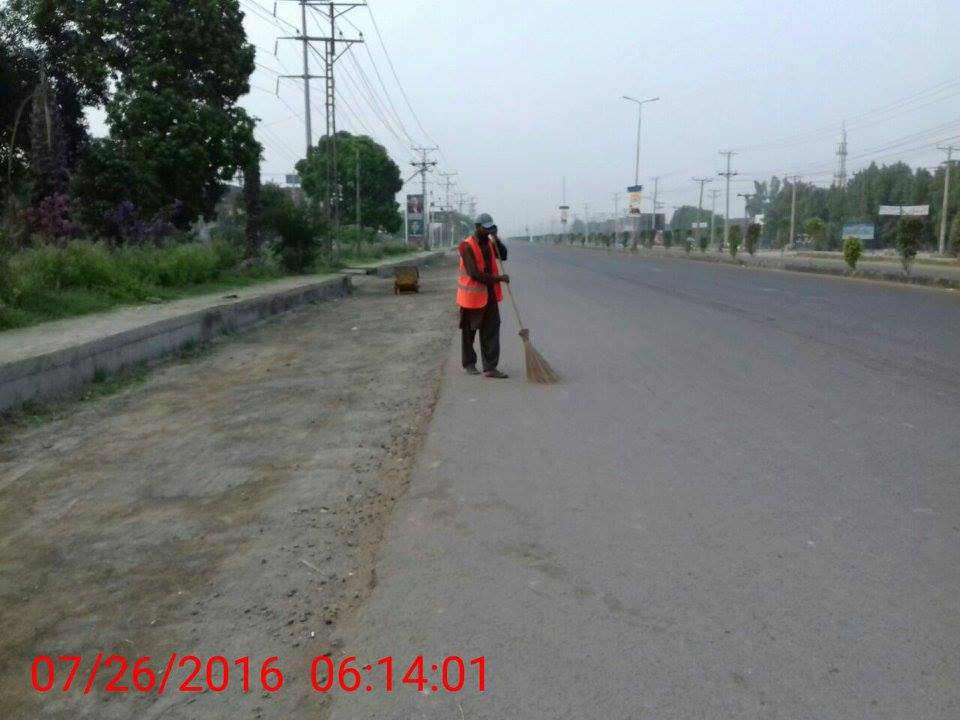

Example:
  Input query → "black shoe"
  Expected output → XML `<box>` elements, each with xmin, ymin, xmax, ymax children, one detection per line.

<box><xmin>465</xmin><ymin>365</ymin><xmax>481</xmax><ymax>375</ymax></box>
<box><xmin>484</xmin><ymin>369</ymin><xmax>509</xmax><ymax>379</ymax></box>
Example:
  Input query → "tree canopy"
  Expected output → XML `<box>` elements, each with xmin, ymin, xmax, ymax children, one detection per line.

<box><xmin>297</xmin><ymin>132</ymin><xmax>403</xmax><ymax>234</ymax></box>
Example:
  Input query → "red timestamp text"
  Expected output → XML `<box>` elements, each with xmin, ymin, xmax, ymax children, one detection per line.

<box><xmin>309</xmin><ymin>655</ymin><xmax>485</xmax><ymax>694</ymax></box>
<box><xmin>30</xmin><ymin>654</ymin><xmax>486</xmax><ymax>695</ymax></box>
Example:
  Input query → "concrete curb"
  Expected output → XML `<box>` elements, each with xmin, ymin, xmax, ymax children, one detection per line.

<box><xmin>0</xmin><ymin>275</ymin><xmax>350</xmax><ymax>415</ymax></box>
<box><xmin>345</xmin><ymin>250</ymin><xmax>446</xmax><ymax>278</ymax></box>
<box><xmin>550</xmin><ymin>243</ymin><xmax>960</xmax><ymax>291</ymax></box>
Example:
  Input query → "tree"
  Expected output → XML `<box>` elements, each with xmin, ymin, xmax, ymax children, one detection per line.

<box><xmin>776</xmin><ymin>218</ymin><xmax>790</xmax><ymax>251</ymax></box>
<box><xmin>243</xmin><ymin>156</ymin><xmax>262</xmax><ymax>259</ymax></box>
<box><xmin>73</xmin><ymin>0</ymin><xmax>259</xmax><ymax>231</ymax></box>
<box><xmin>745</xmin><ymin>223</ymin><xmax>761</xmax><ymax>256</ymax></box>
<box><xmin>842</xmin><ymin>237</ymin><xmax>862</xmax><ymax>270</ymax></box>
<box><xmin>950</xmin><ymin>214</ymin><xmax>960</xmax><ymax>257</ymax></box>
<box><xmin>0</xmin><ymin>36</ymin><xmax>39</xmax><ymax>200</ymax></box>
<box><xmin>260</xmin><ymin>184</ymin><xmax>325</xmax><ymax>272</ymax></box>
<box><xmin>662</xmin><ymin>230</ymin><xmax>673</xmax><ymax>250</ymax></box>
<box><xmin>28</xmin><ymin>71</ymin><xmax>68</xmax><ymax>206</ymax></box>
<box><xmin>804</xmin><ymin>217</ymin><xmax>826</xmax><ymax>250</ymax></box>
<box><xmin>728</xmin><ymin>225</ymin><xmax>742</xmax><ymax>258</ymax></box>
<box><xmin>1</xmin><ymin>0</ymin><xmax>116</xmax><ymax>168</ymax></box>
<box><xmin>698</xmin><ymin>231</ymin><xmax>709</xmax><ymax>253</ymax></box>
<box><xmin>896</xmin><ymin>216</ymin><xmax>924</xmax><ymax>274</ymax></box>
<box><xmin>297</xmin><ymin>132</ymin><xmax>402</xmax><ymax>234</ymax></box>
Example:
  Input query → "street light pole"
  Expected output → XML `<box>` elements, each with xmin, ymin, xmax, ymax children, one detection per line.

<box><xmin>622</xmin><ymin>95</ymin><xmax>659</xmax><ymax>247</ymax></box>
<box><xmin>623</xmin><ymin>96</ymin><xmax>660</xmax><ymax>187</ymax></box>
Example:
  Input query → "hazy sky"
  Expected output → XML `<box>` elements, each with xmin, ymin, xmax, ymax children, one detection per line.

<box><xmin>236</xmin><ymin>0</ymin><xmax>960</xmax><ymax>235</ymax></box>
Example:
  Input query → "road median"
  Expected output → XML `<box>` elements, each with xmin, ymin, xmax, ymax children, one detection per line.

<box><xmin>545</xmin><ymin>241</ymin><xmax>960</xmax><ymax>290</ymax></box>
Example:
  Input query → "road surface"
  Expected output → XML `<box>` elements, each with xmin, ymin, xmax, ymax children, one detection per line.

<box><xmin>325</xmin><ymin>244</ymin><xmax>959</xmax><ymax>719</ymax></box>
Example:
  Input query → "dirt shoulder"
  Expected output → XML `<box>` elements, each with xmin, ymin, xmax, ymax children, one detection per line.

<box><xmin>0</xmin><ymin>259</ymin><xmax>456</xmax><ymax>719</ymax></box>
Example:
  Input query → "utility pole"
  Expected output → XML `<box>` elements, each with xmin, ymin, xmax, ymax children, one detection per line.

<box><xmin>708</xmin><ymin>189</ymin><xmax>721</xmax><ymax>248</ymax></box>
<box><xmin>278</xmin><ymin>1</ymin><xmax>363</xmax><ymax>254</ymax></box>
<box><xmin>411</xmin><ymin>147</ymin><xmax>438</xmax><ymax>250</ymax></box>
<box><xmin>355</xmin><ymin>145</ymin><xmax>361</xmax><ymax>230</ymax></box>
<box><xmin>692</xmin><ymin>177</ymin><xmax>713</xmax><ymax>246</ymax></box>
<box><xmin>650</xmin><ymin>177</ymin><xmax>660</xmax><ymax>233</ymax></box>
<box><xmin>584</xmin><ymin>204</ymin><xmax>590</xmax><ymax>244</ymax></box>
<box><xmin>719</xmin><ymin>151</ymin><xmax>738</xmax><ymax>249</ymax></box>
<box><xmin>937</xmin><ymin>145</ymin><xmax>957</xmax><ymax>255</ymax></box>
<box><xmin>611</xmin><ymin>192</ymin><xmax>620</xmax><ymax>241</ymax></box>
<box><xmin>788</xmin><ymin>176</ymin><xmax>800</xmax><ymax>251</ymax></box>
<box><xmin>439</xmin><ymin>171</ymin><xmax>458</xmax><ymax>248</ymax></box>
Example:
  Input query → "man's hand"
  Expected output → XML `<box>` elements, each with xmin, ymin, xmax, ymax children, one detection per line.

<box><xmin>498</xmin><ymin>274</ymin><xmax>510</xmax><ymax>284</ymax></box>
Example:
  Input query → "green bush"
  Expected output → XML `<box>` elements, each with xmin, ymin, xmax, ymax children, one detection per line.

<box><xmin>804</xmin><ymin>217</ymin><xmax>826</xmax><ymax>250</ymax></box>
<box><xmin>728</xmin><ymin>226</ymin><xmax>742</xmax><ymax>258</ymax></box>
<box><xmin>698</xmin><ymin>234</ymin><xmax>709</xmax><ymax>253</ymax></box>
<box><xmin>896</xmin><ymin>217</ymin><xmax>924</xmax><ymax>274</ymax></box>
<box><xmin>950</xmin><ymin>215</ymin><xmax>960</xmax><ymax>257</ymax></box>
<box><xmin>745</xmin><ymin>223</ymin><xmax>761</xmax><ymax>256</ymax></box>
<box><xmin>260</xmin><ymin>185</ymin><xmax>325</xmax><ymax>273</ymax></box>
<box><xmin>842</xmin><ymin>236</ymin><xmax>862</xmax><ymax>270</ymax></box>
<box><xmin>662</xmin><ymin>230</ymin><xmax>673</xmax><ymax>249</ymax></box>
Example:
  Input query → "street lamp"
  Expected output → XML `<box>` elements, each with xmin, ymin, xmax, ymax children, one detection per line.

<box><xmin>622</xmin><ymin>95</ymin><xmax>660</xmax><ymax>187</ymax></box>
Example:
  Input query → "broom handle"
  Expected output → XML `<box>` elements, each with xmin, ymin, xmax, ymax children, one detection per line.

<box><xmin>489</xmin><ymin>237</ymin><xmax>525</xmax><ymax>330</ymax></box>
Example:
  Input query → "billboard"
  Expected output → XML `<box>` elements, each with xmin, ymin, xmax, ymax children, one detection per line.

<box><xmin>406</xmin><ymin>194</ymin><xmax>425</xmax><ymax>241</ymax></box>
<box><xmin>284</xmin><ymin>174</ymin><xmax>300</xmax><ymax>186</ymax></box>
<box><xmin>407</xmin><ymin>194</ymin><xmax>424</xmax><ymax>216</ymax></box>
<box><xmin>559</xmin><ymin>204</ymin><xmax>570</xmax><ymax>224</ymax></box>
<box><xmin>842</xmin><ymin>223</ymin><xmax>875</xmax><ymax>240</ymax></box>
<box><xmin>878</xmin><ymin>205</ymin><xmax>929</xmax><ymax>216</ymax></box>
<box><xmin>627</xmin><ymin>185</ymin><xmax>643</xmax><ymax>216</ymax></box>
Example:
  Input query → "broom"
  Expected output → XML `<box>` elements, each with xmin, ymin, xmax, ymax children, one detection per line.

<box><xmin>491</xmin><ymin>239</ymin><xmax>560</xmax><ymax>384</ymax></box>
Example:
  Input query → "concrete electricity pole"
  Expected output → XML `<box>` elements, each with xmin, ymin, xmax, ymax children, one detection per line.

<box><xmin>278</xmin><ymin>1</ymin><xmax>363</xmax><ymax>252</ymax></box>
<box><xmin>439</xmin><ymin>171</ymin><xmax>458</xmax><ymax>247</ymax></box>
<box><xmin>692</xmin><ymin>177</ymin><xmax>713</xmax><ymax>246</ymax></box>
<box><xmin>650</xmin><ymin>176</ymin><xmax>660</xmax><ymax>233</ymax></box>
<box><xmin>788</xmin><ymin>176</ymin><xmax>800</xmax><ymax>250</ymax></box>
<box><xmin>355</xmin><ymin>146</ymin><xmax>361</xmax><ymax>230</ymax></box>
<box><xmin>719</xmin><ymin>151</ymin><xmax>738</xmax><ymax>249</ymax></box>
<box><xmin>584</xmin><ymin>204</ymin><xmax>591</xmax><ymax>244</ymax></box>
<box><xmin>937</xmin><ymin>145</ymin><xmax>957</xmax><ymax>255</ymax></box>
<box><xmin>411</xmin><ymin>147</ymin><xmax>438</xmax><ymax>250</ymax></box>
<box><xmin>611</xmin><ymin>193</ymin><xmax>620</xmax><ymax>241</ymax></box>
<box><xmin>708</xmin><ymin>189</ymin><xmax>721</xmax><ymax>248</ymax></box>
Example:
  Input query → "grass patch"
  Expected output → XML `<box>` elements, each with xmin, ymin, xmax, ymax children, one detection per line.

<box><xmin>0</xmin><ymin>240</ymin><xmax>283</xmax><ymax>331</ymax></box>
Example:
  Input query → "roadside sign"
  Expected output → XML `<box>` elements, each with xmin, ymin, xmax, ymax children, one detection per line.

<box><xmin>878</xmin><ymin>205</ymin><xmax>929</xmax><ymax>216</ymax></box>
<box><xmin>284</xmin><ymin>174</ymin><xmax>300</xmax><ymax>186</ymax></box>
<box><xmin>842</xmin><ymin>223</ymin><xmax>875</xmax><ymax>240</ymax></box>
<box><xmin>627</xmin><ymin>185</ymin><xmax>643</xmax><ymax>216</ymax></box>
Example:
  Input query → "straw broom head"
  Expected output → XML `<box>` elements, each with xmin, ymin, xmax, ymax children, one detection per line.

<box><xmin>519</xmin><ymin>329</ymin><xmax>560</xmax><ymax>384</ymax></box>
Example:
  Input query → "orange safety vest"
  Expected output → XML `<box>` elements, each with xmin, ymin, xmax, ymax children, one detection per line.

<box><xmin>457</xmin><ymin>235</ymin><xmax>503</xmax><ymax>309</ymax></box>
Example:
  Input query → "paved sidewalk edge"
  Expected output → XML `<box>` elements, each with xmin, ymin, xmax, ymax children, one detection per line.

<box><xmin>0</xmin><ymin>275</ymin><xmax>350</xmax><ymax>414</ymax></box>
<box><xmin>344</xmin><ymin>250</ymin><xmax>446</xmax><ymax>277</ymax></box>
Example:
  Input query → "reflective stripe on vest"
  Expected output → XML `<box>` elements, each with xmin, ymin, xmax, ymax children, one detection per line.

<box><xmin>456</xmin><ymin>236</ymin><xmax>503</xmax><ymax>309</ymax></box>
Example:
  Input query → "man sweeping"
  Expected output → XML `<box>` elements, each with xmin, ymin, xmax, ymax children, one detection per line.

<box><xmin>457</xmin><ymin>214</ymin><xmax>510</xmax><ymax>378</ymax></box>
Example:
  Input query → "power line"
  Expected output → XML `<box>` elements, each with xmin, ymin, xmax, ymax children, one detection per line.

<box><xmin>365</xmin><ymin>1</ymin><xmax>447</xmax><ymax>165</ymax></box>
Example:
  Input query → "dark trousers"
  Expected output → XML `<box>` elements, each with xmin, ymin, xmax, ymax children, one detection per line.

<box><xmin>461</xmin><ymin>305</ymin><xmax>501</xmax><ymax>371</ymax></box>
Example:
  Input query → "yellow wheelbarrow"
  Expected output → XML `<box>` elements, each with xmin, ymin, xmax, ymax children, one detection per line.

<box><xmin>393</xmin><ymin>266</ymin><xmax>420</xmax><ymax>294</ymax></box>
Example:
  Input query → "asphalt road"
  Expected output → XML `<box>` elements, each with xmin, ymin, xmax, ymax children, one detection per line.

<box><xmin>325</xmin><ymin>244</ymin><xmax>959</xmax><ymax>720</ymax></box>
